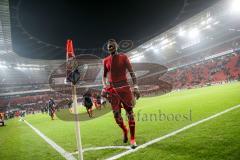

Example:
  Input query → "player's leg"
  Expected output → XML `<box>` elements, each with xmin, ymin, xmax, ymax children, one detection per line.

<box><xmin>51</xmin><ymin>112</ymin><xmax>54</xmax><ymax>120</ymax></box>
<box><xmin>86</xmin><ymin>106</ymin><xmax>92</xmax><ymax>118</ymax></box>
<box><xmin>97</xmin><ymin>99</ymin><xmax>102</xmax><ymax>110</ymax></box>
<box><xmin>120</xmin><ymin>86</ymin><xmax>137</xmax><ymax>148</ymax></box>
<box><xmin>125</xmin><ymin>107</ymin><xmax>137</xmax><ymax>148</ymax></box>
<box><xmin>49</xmin><ymin>110</ymin><xmax>53</xmax><ymax>120</ymax></box>
<box><xmin>89</xmin><ymin>107</ymin><xmax>93</xmax><ymax>117</ymax></box>
<box><xmin>111</xmin><ymin>94</ymin><xmax>128</xmax><ymax>143</ymax></box>
<box><xmin>87</xmin><ymin>109</ymin><xmax>91</xmax><ymax>117</ymax></box>
<box><xmin>112</xmin><ymin>107</ymin><xmax>128</xmax><ymax>143</ymax></box>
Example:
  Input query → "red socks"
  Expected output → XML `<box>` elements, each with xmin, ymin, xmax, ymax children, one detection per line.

<box><xmin>128</xmin><ymin>119</ymin><xmax>135</xmax><ymax>140</ymax></box>
<box><xmin>115</xmin><ymin>116</ymin><xmax>127</xmax><ymax>130</ymax></box>
<box><xmin>114</xmin><ymin>109</ymin><xmax>136</xmax><ymax>141</ymax></box>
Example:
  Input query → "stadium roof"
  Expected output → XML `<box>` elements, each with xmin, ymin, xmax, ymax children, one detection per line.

<box><xmin>0</xmin><ymin>0</ymin><xmax>17</xmax><ymax>62</ymax></box>
<box><xmin>9</xmin><ymin>0</ymin><xmax>220</xmax><ymax>60</ymax></box>
<box><xmin>0</xmin><ymin>0</ymin><xmax>63</xmax><ymax>70</ymax></box>
<box><xmin>128</xmin><ymin>0</ymin><xmax>240</xmax><ymax>65</ymax></box>
<box><xmin>0</xmin><ymin>0</ymin><xmax>240</xmax><ymax>71</ymax></box>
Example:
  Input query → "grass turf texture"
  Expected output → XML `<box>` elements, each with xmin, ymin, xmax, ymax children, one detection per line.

<box><xmin>0</xmin><ymin>82</ymin><xmax>240</xmax><ymax>160</ymax></box>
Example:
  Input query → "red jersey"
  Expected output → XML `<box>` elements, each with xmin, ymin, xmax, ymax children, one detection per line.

<box><xmin>103</xmin><ymin>53</ymin><xmax>132</xmax><ymax>83</ymax></box>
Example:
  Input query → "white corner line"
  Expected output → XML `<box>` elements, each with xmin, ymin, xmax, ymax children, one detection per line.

<box><xmin>71</xmin><ymin>146</ymin><xmax>131</xmax><ymax>154</ymax></box>
<box><xmin>23</xmin><ymin>119</ymin><xmax>76</xmax><ymax>160</ymax></box>
<box><xmin>105</xmin><ymin>104</ymin><xmax>240</xmax><ymax>160</ymax></box>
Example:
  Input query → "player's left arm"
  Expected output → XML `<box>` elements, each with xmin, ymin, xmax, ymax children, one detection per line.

<box><xmin>125</xmin><ymin>55</ymin><xmax>140</xmax><ymax>99</ymax></box>
<box><xmin>52</xmin><ymin>100</ymin><xmax>56</xmax><ymax>108</ymax></box>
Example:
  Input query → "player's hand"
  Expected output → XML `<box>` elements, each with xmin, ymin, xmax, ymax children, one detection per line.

<box><xmin>101</xmin><ymin>87</ymin><xmax>109</xmax><ymax>98</ymax></box>
<box><xmin>133</xmin><ymin>86</ymin><xmax>140</xmax><ymax>100</ymax></box>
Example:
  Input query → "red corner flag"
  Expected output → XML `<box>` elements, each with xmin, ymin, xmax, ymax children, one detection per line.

<box><xmin>66</xmin><ymin>39</ymin><xmax>75</xmax><ymax>60</ymax></box>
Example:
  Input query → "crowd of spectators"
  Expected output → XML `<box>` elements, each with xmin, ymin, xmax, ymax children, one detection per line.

<box><xmin>160</xmin><ymin>52</ymin><xmax>240</xmax><ymax>89</ymax></box>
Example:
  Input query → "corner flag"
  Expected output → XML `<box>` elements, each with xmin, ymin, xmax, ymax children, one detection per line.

<box><xmin>66</xmin><ymin>39</ymin><xmax>83</xmax><ymax>160</ymax></box>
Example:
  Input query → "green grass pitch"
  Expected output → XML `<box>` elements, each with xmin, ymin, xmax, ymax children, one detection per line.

<box><xmin>0</xmin><ymin>82</ymin><xmax>240</xmax><ymax>160</ymax></box>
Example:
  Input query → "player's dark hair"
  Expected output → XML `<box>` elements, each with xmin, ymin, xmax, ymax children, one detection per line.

<box><xmin>107</xmin><ymin>39</ymin><xmax>117</xmax><ymax>44</ymax></box>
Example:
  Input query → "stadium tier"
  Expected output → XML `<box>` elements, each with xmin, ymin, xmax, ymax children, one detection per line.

<box><xmin>161</xmin><ymin>51</ymin><xmax>240</xmax><ymax>89</ymax></box>
<box><xmin>1</xmin><ymin>49</ymin><xmax>239</xmax><ymax>109</ymax></box>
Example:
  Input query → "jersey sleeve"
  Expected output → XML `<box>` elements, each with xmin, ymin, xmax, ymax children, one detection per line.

<box><xmin>125</xmin><ymin>55</ymin><xmax>133</xmax><ymax>73</ymax></box>
<box><xmin>103</xmin><ymin>59</ymin><xmax>108</xmax><ymax>78</ymax></box>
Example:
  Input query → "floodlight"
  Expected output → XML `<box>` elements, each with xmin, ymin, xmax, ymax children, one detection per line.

<box><xmin>230</xmin><ymin>0</ymin><xmax>240</xmax><ymax>13</ymax></box>
<box><xmin>188</xmin><ymin>28</ymin><xmax>200</xmax><ymax>39</ymax></box>
<box><xmin>153</xmin><ymin>48</ymin><xmax>159</xmax><ymax>53</ymax></box>
<box><xmin>206</xmin><ymin>17</ymin><xmax>212</xmax><ymax>23</ymax></box>
<box><xmin>130</xmin><ymin>54</ymin><xmax>144</xmax><ymax>62</ymax></box>
<box><xmin>178</xmin><ymin>28</ymin><xmax>186</xmax><ymax>37</ymax></box>
<box><xmin>161</xmin><ymin>39</ymin><xmax>169</xmax><ymax>45</ymax></box>
<box><xmin>201</xmin><ymin>20</ymin><xmax>206</xmax><ymax>25</ymax></box>
<box><xmin>213</xmin><ymin>21</ymin><xmax>220</xmax><ymax>25</ymax></box>
<box><xmin>0</xmin><ymin>64</ymin><xmax>7</xmax><ymax>69</ymax></box>
<box><xmin>206</xmin><ymin>25</ymin><xmax>212</xmax><ymax>29</ymax></box>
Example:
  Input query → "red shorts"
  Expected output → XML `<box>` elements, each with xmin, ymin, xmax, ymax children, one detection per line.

<box><xmin>108</xmin><ymin>85</ymin><xmax>134</xmax><ymax>111</ymax></box>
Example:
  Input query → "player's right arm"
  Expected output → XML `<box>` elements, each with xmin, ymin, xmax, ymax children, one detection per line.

<box><xmin>102</xmin><ymin>59</ymin><xmax>108</xmax><ymax>88</ymax></box>
<box><xmin>125</xmin><ymin>55</ymin><xmax>140</xmax><ymax>99</ymax></box>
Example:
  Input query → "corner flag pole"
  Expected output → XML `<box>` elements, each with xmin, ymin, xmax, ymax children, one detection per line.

<box><xmin>66</xmin><ymin>39</ymin><xmax>83</xmax><ymax>160</ymax></box>
<box><xmin>72</xmin><ymin>84</ymin><xmax>83</xmax><ymax>160</ymax></box>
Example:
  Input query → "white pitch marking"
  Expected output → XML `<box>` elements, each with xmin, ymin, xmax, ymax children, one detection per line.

<box><xmin>71</xmin><ymin>146</ymin><xmax>131</xmax><ymax>154</ymax></box>
<box><xmin>23</xmin><ymin>119</ymin><xmax>76</xmax><ymax>160</ymax></box>
<box><xmin>106</xmin><ymin>104</ymin><xmax>240</xmax><ymax>160</ymax></box>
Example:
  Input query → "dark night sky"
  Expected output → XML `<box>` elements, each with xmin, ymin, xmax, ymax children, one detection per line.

<box><xmin>10</xmin><ymin>0</ymin><xmax>220</xmax><ymax>59</ymax></box>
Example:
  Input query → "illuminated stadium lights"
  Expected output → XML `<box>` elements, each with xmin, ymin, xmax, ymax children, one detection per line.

<box><xmin>31</xmin><ymin>68</ymin><xmax>41</xmax><ymax>71</ymax></box>
<box><xmin>15</xmin><ymin>64</ymin><xmax>44</xmax><ymax>70</ymax></box>
<box><xmin>0</xmin><ymin>61</ymin><xmax>11</xmax><ymax>69</ymax></box>
<box><xmin>147</xmin><ymin>46</ymin><xmax>158</xmax><ymax>52</ymax></box>
<box><xmin>149</xmin><ymin>46</ymin><xmax>154</xmax><ymax>51</ymax></box>
<box><xmin>17</xmin><ymin>64</ymin><xmax>41</xmax><ymax>67</ymax></box>
<box><xmin>160</xmin><ymin>41</ymin><xmax>175</xmax><ymax>50</ymax></box>
<box><xmin>206</xmin><ymin>17</ymin><xmax>213</xmax><ymax>23</ymax></box>
<box><xmin>201</xmin><ymin>20</ymin><xmax>206</xmax><ymax>25</ymax></box>
<box><xmin>188</xmin><ymin>28</ymin><xmax>200</xmax><ymax>39</ymax></box>
<box><xmin>141</xmin><ymin>43</ymin><xmax>152</xmax><ymax>49</ymax></box>
<box><xmin>169</xmin><ymin>41</ymin><xmax>176</xmax><ymax>45</ymax></box>
<box><xmin>14</xmin><ymin>65</ymin><xmax>42</xmax><ymax>71</ymax></box>
<box><xmin>129</xmin><ymin>54</ymin><xmax>144</xmax><ymax>62</ymax></box>
<box><xmin>129</xmin><ymin>54</ymin><xmax>143</xmax><ymax>59</ymax></box>
<box><xmin>130</xmin><ymin>51</ymin><xmax>138</xmax><ymax>55</ymax></box>
<box><xmin>0</xmin><ymin>64</ymin><xmax>7</xmax><ymax>69</ymax></box>
<box><xmin>230</xmin><ymin>0</ymin><xmax>240</xmax><ymax>13</ymax></box>
<box><xmin>200</xmin><ymin>17</ymin><xmax>215</xmax><ymax>29</ymax></box>
<box><xmin>178</xmin><ymin>28</ymin><xmax>186</xmax><ymax>37</ymax></box>
<box><xmin>181</xmin><ymin>39</ymin><xmax>201</xmax><ymax>49</ymax></box>
<box><xmin>205</xmin><ymin>25</ymin><xmax>212</xmax><ymax>29</ymax></box>
<box><xmin>161</xmin><ymin>38</ymin><xmax>169</xmax><ymax>45</ymax></box>
<box><xmin>15</xmin><ymin>66</ymin><xmax>23</xmax><ymax>70</ymax></box>
<box><xmin>161</xmin><ymin>45</ymin><xmax>166</xmax><ymax>50</ymax></box>
<box><xmin>213</xmin><ymin>21</ymin><xmax>220</xmax><ymax>25</ymax></box>
<box><xmin>153</xmin><ymin>47</ymin><xmax>159</xmax><ymax>53</ymax></box>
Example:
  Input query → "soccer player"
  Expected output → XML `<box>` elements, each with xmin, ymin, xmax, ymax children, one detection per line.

<box><xmin>0</xmin><ymin>113</ymin><xmax>4</xmax><ymax>126</ymax></box>
<box><xmin>82</xmin><ymin>92</ymin><xmax>93</xmax><ymax>118</ymax></box>
<box><xmin>102</xmin><ymin>39</ymin><xmax>140</xmax><ymax>149</ymax></box>
<box><xmin>48</xmin><ymin>98</ymin><xmax>56</xmax><ymax>120</ymax></box>
<box><xmin>93</xmin><ymin>95</ymin><xmax>98</xmax><ymax>109</ymax></box>
<box><xmin>65</xmin><ymin>98</ymin><xmax>73</xmax><ymax>112</ymax></box>
<box><xmin>96</xmin><ymin>94</ymin><xmax>102</xmax><ymax>110</ymax></box>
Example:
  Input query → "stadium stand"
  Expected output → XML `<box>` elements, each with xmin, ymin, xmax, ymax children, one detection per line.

<box><xmin>1</xmin><ymin>50</ymin><xmax>239</xmax><ymax>110</ymax></box>
<box><xmin>160</xmin><ymin>52</ymin><xmax>240</xmax><ymax>89</ymax></box>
